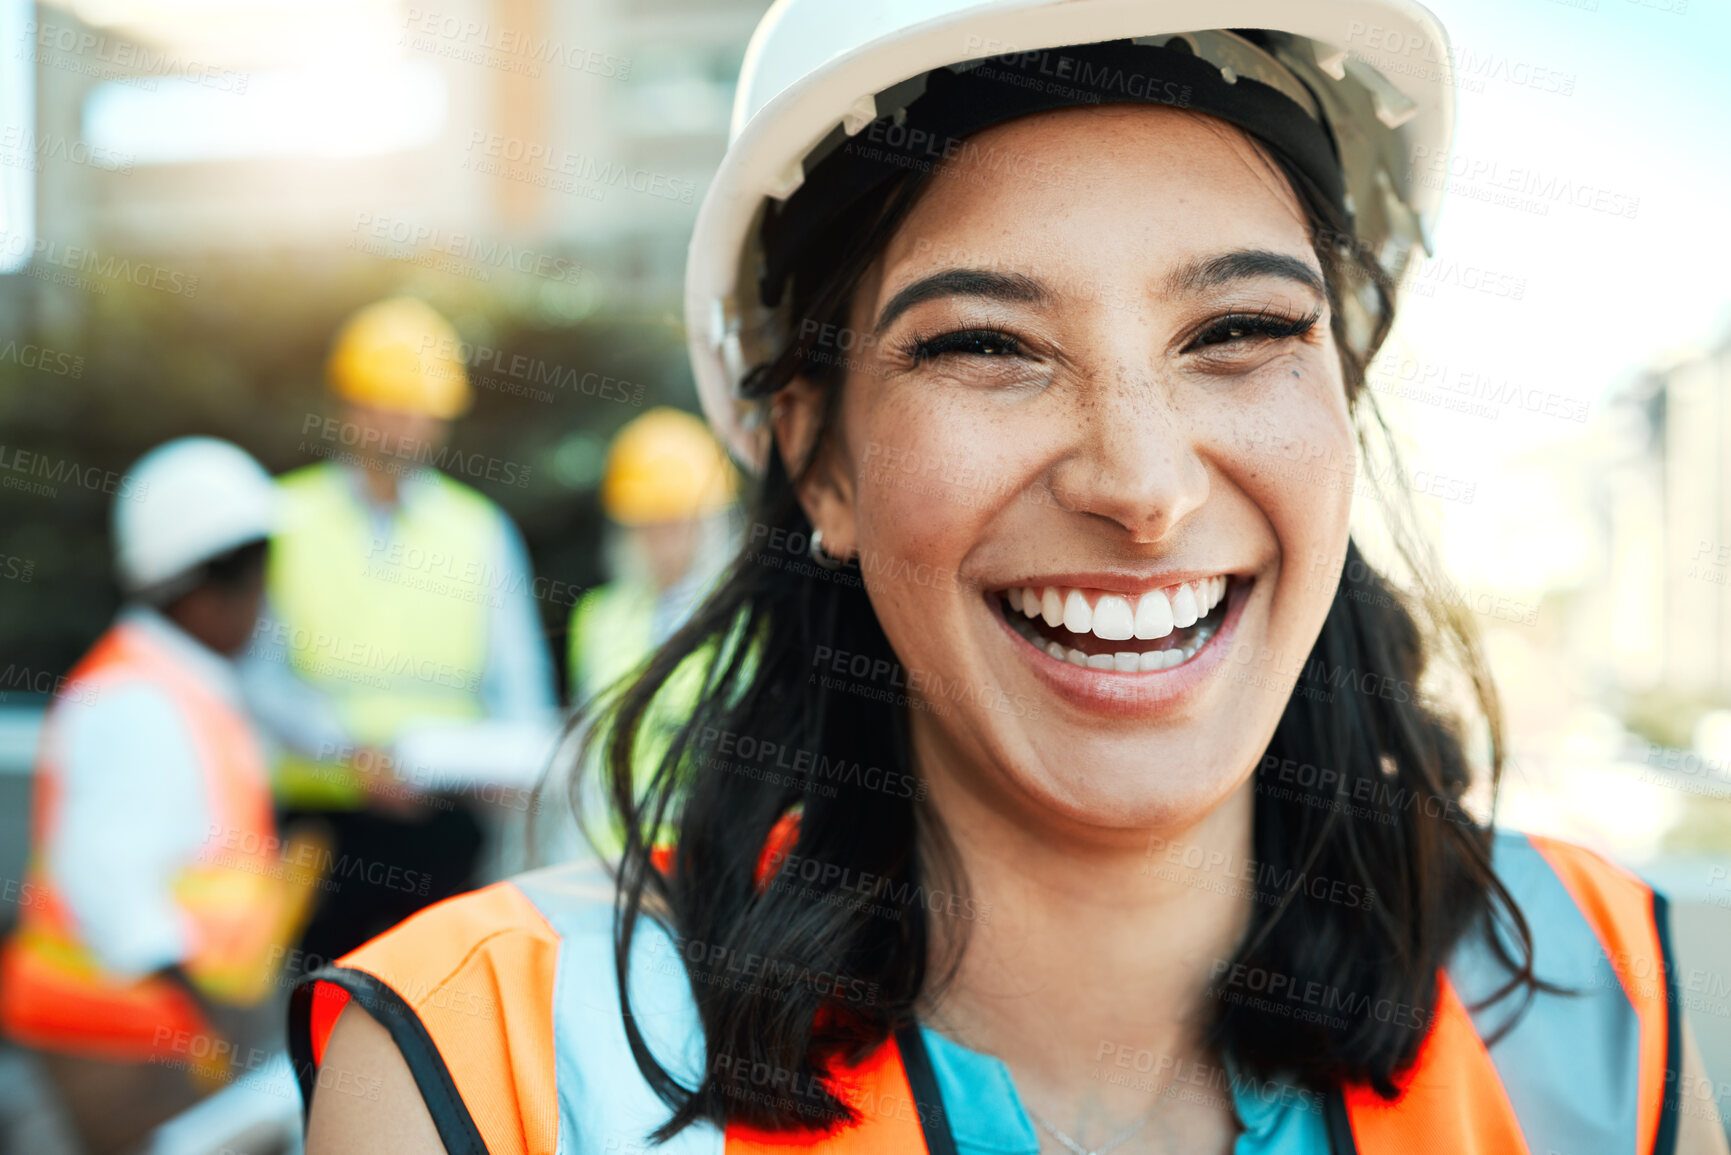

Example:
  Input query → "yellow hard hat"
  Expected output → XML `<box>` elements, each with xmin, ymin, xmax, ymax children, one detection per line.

<box><xmin>326</xmin><ymin>297</ymin><xmax>471</xmax><ymax>419</ymax></box>
<box><xmin>602</xmin><ymin>408</ymin><xmax>738</xmax><ymax>525</ymax></box>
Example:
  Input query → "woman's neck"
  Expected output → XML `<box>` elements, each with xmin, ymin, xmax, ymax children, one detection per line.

<box><xmin>917</xmin><ymin>738</ymin><xmax>1257</xmax><ymax>1149</ymax></box>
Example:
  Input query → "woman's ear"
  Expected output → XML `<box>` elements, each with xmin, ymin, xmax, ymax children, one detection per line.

<box><xmin>772</xmin><ymin>375</ymin><xmax>857</xmax><ymax>561</ymax></box>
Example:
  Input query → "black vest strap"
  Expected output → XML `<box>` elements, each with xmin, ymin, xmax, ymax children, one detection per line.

<box><xmin>894</xmin><ymin>1023</ymin><xmax>959</xmax><ymax>1155</ymax></box>
<box><xmin>1652</xmin><ymin>890</ymin><xmax>1681</xmax><ymax>1155</ymax></box>
<box><xmin>1325</xmin><ymin>1086</ymin><xmax>1360</xmax><ymax>1155</ymax></box>
<box><xmin>289</xmin><ymin>966</ymin><xmax>489</xmax><ymax>1155</ymax></box>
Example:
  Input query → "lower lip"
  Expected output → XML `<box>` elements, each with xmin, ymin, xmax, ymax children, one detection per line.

<box><xmin>989</xmin><ymin>581</ymin><xmax>1251</xmax><ymax>717</ymax></box>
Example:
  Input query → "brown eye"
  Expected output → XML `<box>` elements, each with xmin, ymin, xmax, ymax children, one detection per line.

<box><xmin>909</xmin><ymin>328</ymin><xmax>1021</xmax><ymax>362</ymax></box>
<box><xmin>1189</xmin><ymin>311</ymin><xmax>1319</xmax><ymax>351</ymax></box>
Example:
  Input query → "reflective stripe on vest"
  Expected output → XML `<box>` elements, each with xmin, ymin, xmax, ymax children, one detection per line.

<box><xmin>0</xmin><ymin>622</ymin><xmax>287</xmax><ymax>1061</ymax></box>
<box><xmin>290</xmin><ymin>830</ymin><xmax>1682</xmax><ymax>1155</ymax></box>
<box><xmin>269</xmin><ymin>464</ymin><xmax>495</xmax><ymax>808</ymax></box>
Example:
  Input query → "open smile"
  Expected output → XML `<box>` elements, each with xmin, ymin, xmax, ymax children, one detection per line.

<box><xmin>991</xmin><ymin>576</ymin><xmax>1239</xmax><ymax>672</ymax></box>
<box><xmin>984</xmin><ymin>573</ymin><xmax>1253</xmax><ymax>713</ymax></box>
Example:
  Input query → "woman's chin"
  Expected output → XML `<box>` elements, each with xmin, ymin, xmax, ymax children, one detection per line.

<box><xmin>991</xmin><ymin>734</ymin><xmax>1254</xmax><ymax>837</ymax></box>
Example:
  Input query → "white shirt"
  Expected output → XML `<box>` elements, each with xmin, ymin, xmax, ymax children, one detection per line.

<box><xmin>45</xmin><ymin>605</ymin><xmax>249</xmax><ymax>978</ymax></box>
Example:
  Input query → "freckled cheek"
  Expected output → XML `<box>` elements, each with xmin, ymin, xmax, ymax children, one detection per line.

<box><xmin>854</xmin><ymin>456</ymin><xmax>989</xmax><ymax>584</ymax></box>
<box><xmin>853</xmin><ymin>487</ymin><xmax>976</xmax><ymax>668</ymax></box>
<box><xmin>1254</xmin><ymin>398</ymin><xmax>1354</xmax><ymax>636</ymax></box>
<box><xmin>853</xmin><ymin>404</ymin><xmax>1022</xmax><ymax>561</ymax></box>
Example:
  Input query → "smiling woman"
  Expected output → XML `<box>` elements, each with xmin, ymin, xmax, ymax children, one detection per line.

<box><xmin>293</xmin><ymin>4</ymin><xmax>1727</xmax><ymax>1155</ymax></box>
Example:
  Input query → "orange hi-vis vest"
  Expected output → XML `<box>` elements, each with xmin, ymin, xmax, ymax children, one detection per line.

<box><xmin>0</xmin><ymin>620</ymin><xmax>288</xmax><ymax>1062</ymax></box>
<box><xmin>291</xmin><ymin>827</ymin><xmax>1684</xmax><ymax>1155</ymax></box>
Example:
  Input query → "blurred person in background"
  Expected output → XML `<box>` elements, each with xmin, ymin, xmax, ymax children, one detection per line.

<box><xmin>0</xmin><ymin>438</ymin><xmax>321</xmax><ymax>1154</ymax></box>
<box><xmin>568</xmin><ymin>407</ymin><xmax>737</xmax><ymax>708</ymax></box>
<box><xmin>243</xmin><ymin>296</ymin><xmax>559</xmax><ymax>969</ymax></box>
<box><xmin>563</xmin><ymin>407</ymin><xmax>738</xmax><ymax>853</ymax></box>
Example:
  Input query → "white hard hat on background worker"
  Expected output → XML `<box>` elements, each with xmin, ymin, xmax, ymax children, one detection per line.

<box><xmin>112</xmin><ymin>436</ymin><xmax>281</xmax><ymax>598</ymax></box>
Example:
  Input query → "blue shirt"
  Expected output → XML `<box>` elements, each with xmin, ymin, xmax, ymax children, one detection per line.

<box><xmin>920</xmin><ymin>1025</ymin><xmax>1329</xmax><ymax>1154</ymax></box>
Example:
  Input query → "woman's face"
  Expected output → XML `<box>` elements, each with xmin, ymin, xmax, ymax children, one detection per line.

<box><xmin>781</xmin><ymin>105</ymin><xmax>1356</xmax><ymax>838</ymax></box>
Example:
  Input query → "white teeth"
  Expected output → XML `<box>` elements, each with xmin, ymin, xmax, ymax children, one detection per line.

<box><xmin>1002</xmin><ymin>577</ymin><xmax>1232</xmax><ymax>673</ymax></box>
<box><xmin>1062</xmin><ymin>589</ymin><xmax>1092</xmax><ymax>634</ymax></box>
<box><xmin>1091</xmin><ymin>594</ymin><xmax>1135</xmax><ymax>641</ymax></box>
<box><xmin>1133</xmin><ymin>589</ymin><xmax>1174</xmax><ymax>640</ymax></box>
<box><xmin>1004</xmin><ymin>612</ymin><xmax>1209</xmax><ymax>673</ymax></box>
<box><xmin>1170</xmin><ymin>584</ymin><xmax>1199</xmax><ymax>628</ymax></box>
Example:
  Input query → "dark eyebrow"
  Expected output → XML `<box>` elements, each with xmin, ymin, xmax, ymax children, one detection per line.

<box><xmin>873</xmin><ymin>269</ymin><xmax>1049</xmax><ymax>336</ymax></box>
<box><xmin>1167</xmin><ymin>249</ymin><xmax>1326</xmax><ymax>298</ymax></box>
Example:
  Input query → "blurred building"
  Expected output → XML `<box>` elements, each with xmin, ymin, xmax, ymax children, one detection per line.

<box><xmin>1647</xmin><ymin>337</ymin><xmax>1731</xmax><ymax>696</ymax></box>
<box><xmin>15</xmin><ymin>0</ymin><xmax>770</xmax><ymax>309</ymax></box>
<box><xmin>1578</xmin><ymin>335</ymin><xmax>1731</xmax><ymax>702</ymax></box>
<box><xmin>1505</xmin><ymin>332</ymin><xmax>1731</xmax><ymax>709</ymax></box>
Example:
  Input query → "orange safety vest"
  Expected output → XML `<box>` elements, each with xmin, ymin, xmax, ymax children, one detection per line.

<box><xmin>290</xmin><ymin>824</ymin><xmax>1682</xmax><ymax>1155</ymax></box>
<box><xmin>0</xmin><ymin>620</ymin><xmax>288</xmax><ymax>1062</ymax></box>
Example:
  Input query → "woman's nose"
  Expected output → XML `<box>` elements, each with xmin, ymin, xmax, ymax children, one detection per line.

<box><xmin>1043</xmin><ymin>376</ymin><xmax>1211</xmax><ymax>542</ymax></box>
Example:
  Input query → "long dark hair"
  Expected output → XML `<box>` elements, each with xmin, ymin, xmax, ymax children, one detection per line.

<box><xmin>571</xmin><ymin>108</ymin><xmax>1546</xmax><ymax>1138</ymax></box>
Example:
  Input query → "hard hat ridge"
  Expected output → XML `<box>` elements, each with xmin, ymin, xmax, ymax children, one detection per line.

<box><xmin>757</xmin><ymin>35</ymin><xmax>1351</xmax><ymax>314</ymax></box>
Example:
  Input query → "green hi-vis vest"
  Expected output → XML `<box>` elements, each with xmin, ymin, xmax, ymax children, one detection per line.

<box><xmin>568</xmin><ymin>581</ymin><xmax>668</xmax><ymax>711</ymax></box>
<box><xmin>568</xmin><ymin>583</ymin><xmax>712</xmax><ymax>837</ymax></box>
<box><xmin>567</xmin><ymin>581</ymin><xmax>749</xmax><ymax>853</ymax></box>
<box><xmin>269</xmin><ymin>464</ymin><xmax>498</xmax><ymax>809</ymax></box>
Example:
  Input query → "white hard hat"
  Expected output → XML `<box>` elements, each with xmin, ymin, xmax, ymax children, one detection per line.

<box><xmin>686</xmin><ymin>0</ymin><xmax>1456</xmax><ymax>472</ymax></box>
<box><xmin>113</xmin><ymin>437</ymin><xmax>280</xmax><ymax>595</ymax></box>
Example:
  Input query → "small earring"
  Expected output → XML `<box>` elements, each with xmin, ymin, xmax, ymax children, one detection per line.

<box><xmin>809</xmin><ymin>527</ymin><xmax>846</xmax><ymax>570</ymax></box>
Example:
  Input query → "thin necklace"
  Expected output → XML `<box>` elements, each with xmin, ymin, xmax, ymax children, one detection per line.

<box><xmin>1026</xmin><ymin>1085</ymin><xmax>1175</xmax><ymax>1155</ymax></box>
